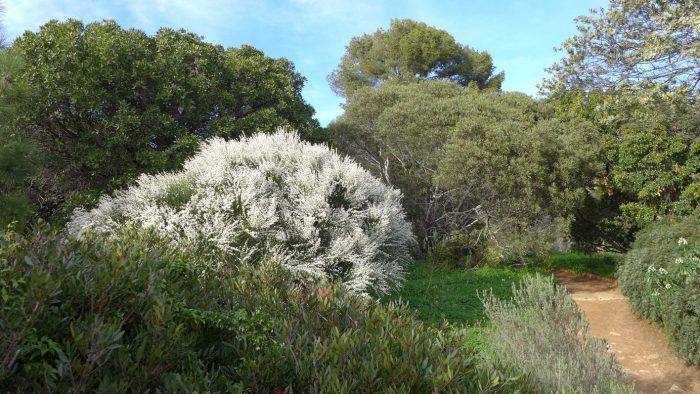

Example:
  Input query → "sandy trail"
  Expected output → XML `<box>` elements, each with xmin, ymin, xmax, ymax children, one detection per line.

<box><xmin>552</xmin><ymin>270</ymin><xmax>700</xmax><ymax>394</ymax></box>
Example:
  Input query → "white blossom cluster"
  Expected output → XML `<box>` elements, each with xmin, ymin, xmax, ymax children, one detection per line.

<box><xmin>68</xmin><ymin>130</ymin><xmax>415</xmax><ymax>293</ymax></box>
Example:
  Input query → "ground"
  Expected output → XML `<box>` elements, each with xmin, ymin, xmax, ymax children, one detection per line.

<box><xmin>385</xmin><ymin>255</ymin><xmax>700</xmax><ymax>393</ymax></box>
<box><xmin>554</xmin><ymin>269</ymin><xmax>700</xmax><ymax>394</ymax></box>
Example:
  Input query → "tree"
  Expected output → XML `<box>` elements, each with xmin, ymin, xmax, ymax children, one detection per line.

<box><xmin>330</xmin><ymin>81</ymin><xmax>603</xmax><ymax>257</ymax></box>
<box><xmin>554</xmin><ymin>88</ymin><xmax>700</xmax><ymax>251</ymax></box>
<box><xmin>11</xmin><ymin>20</ymin><xmax>320</xmax><ymax>221</ymax></box>
<box><xmin>0</xmin><ymin>47</ymin><xmax>35</xmax><ymax>229</ymax></box>
<box><xmin>328</xmin><ymin>19</ymin><xmax>504</xmax><ymax>97</ymax></box>
<box><xmin>543</xmin><ymin>0</ymin><xmax>700</xmax><ymax>93</ymax></box>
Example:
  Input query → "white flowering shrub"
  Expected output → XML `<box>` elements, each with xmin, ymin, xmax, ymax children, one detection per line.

<box><xmin>68</xmin><ymin>130</ymin><xmax>415</xmax><ymax>293</ymax></box>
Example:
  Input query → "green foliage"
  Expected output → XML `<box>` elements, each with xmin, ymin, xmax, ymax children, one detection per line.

<box><xmin>430</xmin><ymin>228</ymin><xmax>500</xmax><ymax>268</ymax></box>
<box><xmin>329</xmin><ymin>19</ymin><xmax>503</xmax><ymax>97</ymax></box>
<box><xmin>331</xmin><ymin>80</ymin><xmax>604</xmax><ymax>258</ymax></box>
<box><xmin>618</xmin><ymin>216</ymin><xmax>700</xmax><ymax>364</ymax></box>
<box><xmin>155</xmin><ymin>179</ymin><xmax>195</xmax><ymax>210</ymax></box>
<box><xmin>482</xmin><ymin>275</ymin><xmax>635</xmax><ymax>393</ymax></box>
<box><xmin>549</xmin><ymin>252</ymin><xmax>620</xmax><ymax>279</ymax></box>
<box><xmin>0</xmin><ymin>48</ymin><xmax>34</xmax><ymax>230</ymax></box>
<box><xmin>0</xmin><ymin>225</ymin><xmax>260</xmax><ymax>392</ymax></box>
<box><xmin>11</xmin><ymin>19</ymin><xmax>319</xmax><ymax>222</ymax></box>
<box><xmin>382</xmin><ymin>261</ymin><xmax>540</xmax><ymax>327</ymax></box>
<box><xmin>0</xmin><ymin>226</ymin><xmax>533</xmax><ymax>392</ymax></box>
<box><xmin>555</xmin><ymin>87</ymin><xmax>699</xmax><ymax>251</ymax></box>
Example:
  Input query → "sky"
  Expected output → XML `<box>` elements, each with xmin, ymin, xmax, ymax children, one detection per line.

<box><xmin>3</xmin><ymin>0</ymin><xmax>606</xmax><ymax>126</ymax></box>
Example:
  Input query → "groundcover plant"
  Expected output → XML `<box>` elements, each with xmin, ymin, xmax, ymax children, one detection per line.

<box><xmin>69</xmin><ymin>130</ymin><xmax>414</xmax><ymax>294</ymax></box>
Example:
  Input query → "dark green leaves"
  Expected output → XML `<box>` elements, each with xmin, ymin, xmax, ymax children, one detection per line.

<box><xmin>11</xmin><ymin>19</ymin><xmax>319</xmax><ymax>222</ymax></box>
<box><xmin>329</xmin><ymin>19</ymin><xmax>504</xmax><ymax>97</ymax></box>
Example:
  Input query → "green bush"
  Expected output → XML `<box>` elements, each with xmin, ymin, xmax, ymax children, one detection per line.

<box><xmin>481</xmin><ymin>275</ymin><xmax>634</xmax><ymax>393</ymax></box>
<box><xmin>429</xmin><ymin>228</ymin><xmax>500</xmax><ymax>267</ymax></box>
<box><xmin>618</xmin><ymin>216</ymin><xmax>700</xmax><ymax>364</ymax></box>
<box><xmin>0</xmin><ymin>225</ymin><xmax>532</xmax><ymax>392</ymax></box>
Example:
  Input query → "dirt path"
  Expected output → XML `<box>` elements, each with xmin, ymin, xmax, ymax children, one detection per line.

<box><xmin>552</xmin><ymin>270</ymin><xmax>700</xmax><ymax>394</ymax></box>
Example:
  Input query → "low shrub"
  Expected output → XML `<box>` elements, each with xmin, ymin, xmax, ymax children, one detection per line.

<box><xmin>429</xmin><ymin>228</ymin><xmax>500</xmax><ymax>267</ymax></box>
<box><xmin>481</xmin><ymin>275</ymin><xmax>634</xmax><ymax>393</ymax></box>
<box><xmin>0</xmin><ymin>225</ymin><xmax>261</xmax><ymax>392</ymax></box>
<box><xmin>1</xmin><ymin>226</ymin><xmax>532</xmax><ymax>392</ymax></box>
<box><xmin>618</xmin><ymin>216</ymin><xmax>700</xmax><ymax>364</ymax></box>
<box><xmin>68</xmin><ymin>130</ymin><xmax>415</xmax><ymax>294</ymax></box>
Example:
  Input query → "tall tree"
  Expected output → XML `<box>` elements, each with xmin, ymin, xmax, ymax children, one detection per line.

<box><xmin>0</xmin><ymin>49</ymin><xmax>35</xmax><ymax>229</ymax></box>
<box><xmin>543</xmin><ymin>0</ymin><xmax>700</xmax><ymax>93</ymax></box>
<box><xmin>330</xmin><ymin>81</ymin><xmax>603</xmax><ymax>257</ymax></box>
<box><xmin>544</xmin><ymin>0</ymin><xmax>700</xmax><ymax>251</ymax></box>
<box><xmin>328</xmin><ymin>19</ymin><xmax>504</xmax><ymax>97</ymax></box>
<box><xmin>0</xmin><ymin>2</ymin><xmax>36</xmax><ymax>229</ymax></box>
<box><xmin>12</xmin><ymin>19</ymin><xmax>320</xmax><ymax>221</ymax></box>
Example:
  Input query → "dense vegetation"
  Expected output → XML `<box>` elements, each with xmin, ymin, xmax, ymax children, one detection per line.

<box><xmin>5</xmin><ymin>20</ymin><xmax>321</xmax><ymax>223</ymax></box>
<box><xmin>0</xmin><ymin>226</ymin><xmax>533</xmax><ymax>393</ymax></box>
<box><xmin>68</xmin><ymin>131</ymin><xmax>414</xmax><ymax>294</ymax></box>
<box><xmin>482</xmin><ymin>275</ymin><xmax>634</xmax><ymax>393</ymax></box>
<box><xmin>1</xmin><ymin>0</ymin><xmax>698</xmax><ymax>391</ymax></box>
<box><xmin>618</xmin><ymin>217</ymin><xmax>700</xmax><ymax>364</ymax></box>
<box><xmin>331</xmin><ymin>81</ymin><xmax>603</xmax><ymax>259</ymax></box>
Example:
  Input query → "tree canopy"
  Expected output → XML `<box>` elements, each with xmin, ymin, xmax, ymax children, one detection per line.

<box><xmin>543</xmin><ymin>0</ymin><xmax>700</xmax><ymax>93</ymax></box>
<box><xmin>328</xmin><ymin>19</ymin><xmax>504</xmax><ymax>97</ymax></box>
<box><xmin>330</xmin><ymin>81</ymin><xmax>603</xmax><ymax>256</ymax></box>
<box><xmin>554</xmin><ymin>87</ymin><xmax>700</xmax><ymax>250</ymax></box>
<box><xmin>545</xmin><ymin>0</ymin><xmax>700</xmax><ymax>251</ymax></box>
<box><xmin>0</xmin><ymin>49</ymin><xmax>35</xmax><ymax>229</ymax></box>
<box><xmin>10</xmin><ymin>19</ymin><xmax>320</xmax><ymax>220</ymax></box>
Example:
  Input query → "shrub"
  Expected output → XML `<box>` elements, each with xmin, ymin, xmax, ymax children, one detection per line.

<box><xmin>618</xmin><ymin>216</ymin><xmax>700</xmax><ymax>364</ymax></box>
<box><xmin>481</xmin><ymin>275</ymin><xmax>634</xmax><ymax>393</ymax></box>
<box><xmin>0</xmin><ymin>226</ymin><xmax>532</xmax><ymax>392</ymax></box>
<box><xmin>0</xmin><ymin>225</ymin><xmax>260</xmax><ymax>392</ymax></box>
<box><xmin>429</xmin><ymin>228</ymin><xmax>500</xmax><ymax>267</ymax></box>
<box><xmin>68</xmin><ymin>130</ymin><xmax>414</xmax><ymax>294</ymax></box>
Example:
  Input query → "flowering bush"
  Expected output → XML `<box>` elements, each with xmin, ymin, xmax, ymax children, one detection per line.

<box><xmin>618</xmin><ymin>216</ymin><xmax>700</xmax><ymax>364</ymax></box>
<box><xmin>646</xmin><ymin>238</ymin><xmax>700</xmax><ymax>296</ymax></box>
<box><xmin>68</xmin><ymin>130</ymin><xmax>414</xmax><ymax>293</ymax></box>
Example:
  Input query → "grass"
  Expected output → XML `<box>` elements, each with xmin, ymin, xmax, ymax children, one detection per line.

<box><xmin>548</xmin><ymin>252</ymin><xmax>621</xmax><ymax>279</ymax></box>
<box><xmin>381</xmin><ymin>253</ymin><xmax>618</xmax><ymax>350</ymax></box>
<box><xmin>383</xmin><ymin>261</ymin><xmax>542</xmax><ymax>327</ymax></box>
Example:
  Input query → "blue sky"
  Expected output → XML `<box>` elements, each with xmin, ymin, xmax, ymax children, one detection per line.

<box><xmin>4</xmin><ymin>0</ymin><xmax>605</xmax><ymax>125</ymax></box>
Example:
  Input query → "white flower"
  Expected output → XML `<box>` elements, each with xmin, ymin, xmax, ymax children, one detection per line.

<box><xmin>678</xmin><ymin>237</ymin><xmax>688</xmax><ymax>246</ymax></box>
<box><xmin>665</xmin><ymin>283</ymin><xmax>672</xmax><ymax>289</ymax></box>
<box><xmin>675</xmin><ymin>257</ymin><xmax>683</xmax><ymax>265</ymax></box>
<box><xmin>658</xmin><ymin>267</ymin><xmax>668</xmax><ymax>275</ymax></box>
<box><xmin>647</xmin><ymin>265</ymin><xmax>657</xmax><ymax>273</ymax></box>
<box><xmin>68</xmin><ymin>130</ymin><xmax>415</xmax><ymax>294</ymax></box>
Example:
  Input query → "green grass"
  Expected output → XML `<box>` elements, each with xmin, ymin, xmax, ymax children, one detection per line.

<box><xmin>548</xmin><ymin>252</ymin><xmax>621</xmax><ymax>279</ymax></box>
<box><xmin>380</xmin><ymin>254</ymin><xmax>618</xmax><ymax>351</ymax></box>
<box><xmin>383</xmin><ymin>261</ymin><xmax>542</xmax><ymax>327</ymax></box>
